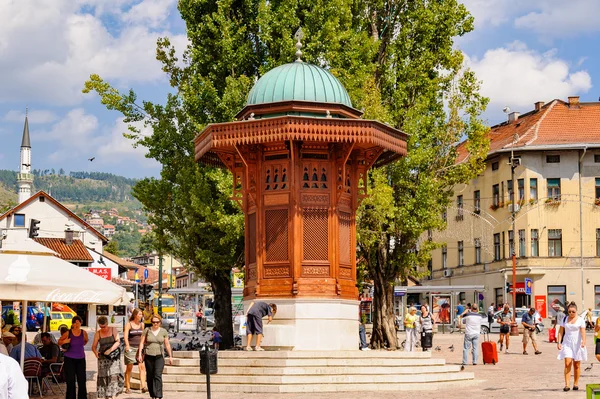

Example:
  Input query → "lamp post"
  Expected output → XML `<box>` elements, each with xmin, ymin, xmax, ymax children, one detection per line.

<box><xmin>510</xmin><ymin>134</ymin><xmax>520</xmax><ymax>336</ymax></box>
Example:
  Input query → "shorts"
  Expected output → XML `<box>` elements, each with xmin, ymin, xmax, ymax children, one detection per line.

<box><xmin>500</xmin><ymin>325</ymin><xmax>510</xmax><ymax>334</ymax></box>
<box><xmin>595</xmin><ymin>340</ymin><xmax>600</xmax><ymax>356</ymax></box>
<box><xmin>246</xmin><ymin>314</ymin><xmax>263</xmax><ymax>335</ymax></box>
<box><xmin>522</xmin><ymin>328</ymin><xmax>537</xmax><ymax>344</ymax></box>
<box><xmin>124</xmin><ymin>346</ymin><xmax>138</xmax><ymax>365</ymax></box>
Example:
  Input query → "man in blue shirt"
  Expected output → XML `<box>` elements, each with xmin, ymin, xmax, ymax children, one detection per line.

<box><xmin>521</xmin><ymin>308</ymin><xmax>542</xmax><ymax>355</ymax></box>
<box><xmin>9</xmin><ymin>333</ymin><xmax>42</xmax><ymax>362</ymax></box>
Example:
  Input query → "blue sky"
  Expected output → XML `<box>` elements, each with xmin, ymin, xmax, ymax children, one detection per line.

<box><xmin>0</xmin><ymin>0</ymin><xmax>598</xmax><ymax>179</ymax></box>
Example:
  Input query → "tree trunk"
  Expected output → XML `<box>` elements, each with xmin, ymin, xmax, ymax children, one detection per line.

<box><xmin>370</xmin><ymin>262</ymin><xmax>398</xmax><ymax>349</ymax></box>
<box><xmin>211</xmin><ymin>272</ymin><xmax>234</xmax><ymax>349</ymax></box>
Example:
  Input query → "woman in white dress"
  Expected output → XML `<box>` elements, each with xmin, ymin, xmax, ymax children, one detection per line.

<box><xmin>557</xmin><ymin>302</ymin><xmax>587</xmax><ymax>392</ymax></box>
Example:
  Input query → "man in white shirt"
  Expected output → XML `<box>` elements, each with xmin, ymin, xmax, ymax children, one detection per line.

<box><xmin>461</xmin><ymin>304</ymin><xmax>482</xmax><ymax>369</ymax></box>
<box><xmin>0</xmin><ymin>352</ymin><xmax>28</xmax><ymax>399</ymax></box>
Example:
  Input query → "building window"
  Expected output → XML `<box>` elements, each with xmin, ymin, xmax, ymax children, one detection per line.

<box><xmin>493</xmin><ymin>184</ymin><xmax>500</xmax><ymax>207</ymax></box>
<box><xmin>547</xmin><ymin>286</ymin><xmax>566</xmax><ymax>318</ymax></box>
<box><xmin>495</xmin><ymin>288</ymin><xmax>503</xmax><ymax>308</ymax></box>
<box><xmin>595</xmin><ymin>154</ymin><xmax>600</xmax><ymax>163</ymax></box>
<box><xmin>548</xmin><ymin>229</ymin><xmax>562</xmax><ymax>257</ymax></box>
<box><xmin>474</xmin><ymin>238</ymin><xmax>482</xmax><ymax>264</ymax></box>
<box><xmin>14</xmin><ymin>214</ymin><xmax>25</xmax><ymax>227</ymax></box>
<box><xmin>519</xmin><ymin>229</ymin><xmax>526</xmax><ymax>257</ymax></box>
<box><xmin>502</xmin><ymin>232</ymin><xmax>506</xmax><ymax>259</ymax></box>
<box><xmin>501</xmin><ymin>182</ymin><xmax>505</xmax><ymax>204</ymax></box>
<box><xmin>494</xmin><ymin>233</ymin><xmax>501</xmax><ymax>261</ymax></box>
<box><xmin>458</xmin><ymin>241</ymin><xmax>464</xmax><ymax>266</ymax></box>
<box><xmin>546</xmin><ymin>155</ymin><xmax>560</xmax><ymax>163</ymax></box>
<box><xmin>474</xmin><ymin>190</ymin><xmax>480</xmax><ymax>214</ymax></box>
<box><xmin>530</xmin><ymin>178</ymin><xmax>538</xmax><ymax>201</ymax></box>
<box><xmin>518</xmin><ymin>179</ymin><xmax>524</xmax><ymax>202</ymax></box>
<box><xmin>531</xmin><ymin>229</ymin><xmax>539</xmax><ymax>257</ymax></box>
<box><xmin>596</xmin><ymin>178</ymin><xmax>600</xmax><ymax>199</ymax></box>
<box><xmin>547</xmin><ymin>178</ymin><xmax>561</xmax><ymax>199</ymax></box>
<box><xmin>507</xmin><ymin>180</ymin><xmax>514</xmax><ymax>202</ymax></box>
<box><xmin>595</xmin><ymin>285</ymin><xmax>600</xmax><ymax>309</ymax></box>
<box><xmin>492</xmin><ymin>161</ymin><xmax>499</xmax><ymax>171</ymax></box>
<box><xmin>442</xmin><ymin>246</ymin><xmax>447</xmax><ymax>269</ymax></box>
<box><xmin>597</xmin><ymin>229</ymin><xmax>600</xmax><ymax>256</ymax></box>
<box><xmin>508</xmin><ymin>230</ymin><xmax>515</xmax><ymax>256</ymax></box>
<box><xmin>427</xmin><ymin>260</ymin><xmax>433</xmax><ymax>280</ymax></box>
<box><xmin>456</xmin><ymin>195</ymin><xmax>463</xmax><ymax>220</ymax></box>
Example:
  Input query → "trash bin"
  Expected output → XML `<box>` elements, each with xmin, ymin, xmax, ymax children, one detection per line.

<box><xmin>199</xmin><ymin>348</ymin><xmax>218</xmax><ymax>375</ymax></box>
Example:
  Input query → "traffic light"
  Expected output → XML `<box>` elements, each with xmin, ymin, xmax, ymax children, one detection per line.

<box><xmin>139</xmin><ymin>284</ymin><xmax>153</xmax><ymax>303</ymax></box>
<box><xmin>505</xmin><ymin>282</ymin><xmax>512</xmax><ymax>293</ymax></box>
<box><xmin>29</xmin><ymin>219</ymin><xmax>40</xmax><ymax>238</ymax></box>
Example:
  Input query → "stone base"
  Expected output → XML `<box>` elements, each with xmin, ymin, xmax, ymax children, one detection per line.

<box><xmin>242</xmin><ymin>298</ymin><xmax>359</xmax><ymax>351</ymax></box>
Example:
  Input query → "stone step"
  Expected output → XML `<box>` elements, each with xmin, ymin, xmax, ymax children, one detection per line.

<box><xmin>132</xmin><ymin>364</ymin><xmax>461</xmax><ymax>379</ymax></box>
<box><xmin>173</xmin><ymin>350</ymin><xmax>431</xmax><ymax>359</ymax></box>
<box><xmin>131</xmin><ymin>378</ymin><xmax>477</xmax><ymax>393</ymax></box>
<box><xmin>171</xmin><ymin>356</ymin><xmax>446</xmax><ymax>368</ymax></box>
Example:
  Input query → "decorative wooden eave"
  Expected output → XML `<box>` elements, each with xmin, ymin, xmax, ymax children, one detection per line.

<box><xmin>194</xmin><ymin>115</ymin><xmax>408</xmax><ymax>167</ymax></box>
<box><xmin>236</xmin><ymin>100</ymin><xmax>363</xmax><ymax>120</ymax></box>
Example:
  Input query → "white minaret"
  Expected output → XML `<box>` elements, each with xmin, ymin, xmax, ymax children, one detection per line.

<box><xmin>17</xmin><ymin>110</ymin><xmax>33</xmax><ymax>203</ymax></box>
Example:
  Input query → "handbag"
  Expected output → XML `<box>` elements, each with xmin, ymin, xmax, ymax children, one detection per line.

<box><xmin>139</xmin><ymin>329</ymin><xmax>149</xmax><ymax>362</ymax></box>
<box><xmin>105</xmin><ymin>346</ymin><xmax>121</xmax><ymax>360</ymax></box>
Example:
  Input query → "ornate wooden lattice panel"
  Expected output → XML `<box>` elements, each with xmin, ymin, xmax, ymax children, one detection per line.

<box><xmin>264</xmin><ymin>163</ymin><xmax>288</xmax><ymax>191</ymax></box>
<box><xmin>247</xmin><ymin>213</ymin><xmax>256</xmax><ymax>265</ymax></box>
<box><xmin>302</xmin><ymin>208</ymin><xmax>329</xmax><ymax>261</ymax></box>
<box><xmin>265</xmin><ymin>209</ymin><xmax>289</xmax><ymax>262</ymax></box>
<box><xmin>339</xmin><ymin>211</ymin><xmax>351</xmax><ymax>265</ymax></box>
<box><xmin>301</xmin><ymin>162</ymin><xmax>329</xmax><ymax>190</ymax></box>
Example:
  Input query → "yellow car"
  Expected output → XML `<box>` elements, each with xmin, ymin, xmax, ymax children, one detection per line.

<box><xmin>49</xmin><ymin>312</ymin><xmax>74</xmax><ymax>331</ymax></box>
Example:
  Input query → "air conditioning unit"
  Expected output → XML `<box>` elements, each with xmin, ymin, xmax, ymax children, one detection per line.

<box><xmin>443</xmin><ymin>269</ymin><xmax>453</xmax><ymax>278</ymax></box>
<box><xmin>508</xmin><ymin>204</ymin><xmax>520</xmax><ymax>213</ymax></box>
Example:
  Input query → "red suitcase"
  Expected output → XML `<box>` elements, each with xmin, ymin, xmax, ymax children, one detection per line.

<box><xmin>481</xmin><ymin>333</ymin><xmax>498</xmax><ymax>365</ymax></box>
<box><xmin>548</xmin><ymin>327</ymin><xmax>557</xmax><ymax>343</ymax></box>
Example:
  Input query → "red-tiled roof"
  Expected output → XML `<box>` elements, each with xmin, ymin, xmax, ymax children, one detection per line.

<box><xmin>112</xmin><ymin>276</ymin><xmax>134</xmax><ymax>286</ymax></box>
<box><xmin>0</xmin><ymin>191</ymin><xmax>108</xmax><ymax>243</ymax></box>
<box><xmin>126</xmin><ymin>266</ymin><xmax>169</xmax><ymax>284</ymax></box>
<box><xmin>101</xmin><ymin>251</ymin><xmax>138</xmax><ymax>269</ymax></box>
<box><xmin>34</xmin><ymin>238</ymin><xmax>93</xmax><ymax>262</ymax></box>
<box><xmin>457</xmin><ymin>99</ymin><xmax>600</xmax><ymax>163</ymax></box>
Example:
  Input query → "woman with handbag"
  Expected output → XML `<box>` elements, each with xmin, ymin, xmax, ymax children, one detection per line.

<box><xmin>419</xmin><ymin>305</ymin><xmax>434</xmax><ymax>351</ymax></box>
<box><xmin>58</xmin><ymin>315</ymin><xmax>88</xmax><ymax>399</ymax></box>
<box><xmin>92</xmin><ymin>316</ymin><xmax>124</xmax><ymax>399</ymax></box>
<box><xmin>124</xmin><ymin>308</ymin><xmax>148</xmax><ymax>393</ymax></box>
<box><xmin>137</xmin><ymin>314</ymin><xmax>173</xmax><ymax>399</ymax></box>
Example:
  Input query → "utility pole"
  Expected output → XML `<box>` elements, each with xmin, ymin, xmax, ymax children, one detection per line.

<box><xmin>158</xmin><ymin>254</ymin><xmax>163</xmax><ymax>315</ymax></box>
<box><xmin>510</xmin><ymin>133</ymin><xmax>520</xmax><ymax>336</ymax></box>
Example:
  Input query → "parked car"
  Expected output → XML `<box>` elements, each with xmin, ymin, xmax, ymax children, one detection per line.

<box><xmin>49</xmin><ymin>312</ymin><xmax>74</xmax><ymax>332</ymax></box>
<box><xmin>162</xmin><ymin>313</ymin><xmax>177</xmax><ymax>331</ymax></box>
<box><xmin>2</xmin><ymin>305</ymin><xmax>41</xmax><ymax>332</ymax></box>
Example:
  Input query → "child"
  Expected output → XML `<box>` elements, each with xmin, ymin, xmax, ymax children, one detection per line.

<box><xmin>212</xmin><ymin>330</ymin><xmax>222</xmax><ymax>350</ymax></box>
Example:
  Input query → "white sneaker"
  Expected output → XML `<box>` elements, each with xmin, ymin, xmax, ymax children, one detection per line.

<box><xmin>255</xmin><ymin>346</ymin><xmax>265</xmax><ymax>351</ymax></box>
<box><xmin>505</xmin><ymin>349</ymin><xmax>509</xmax><ymax>354</ymax></box>
<box><xmin>360</xmin><ymin>347</ymin><xmax>371</xmax><ymax>351</ymax></box>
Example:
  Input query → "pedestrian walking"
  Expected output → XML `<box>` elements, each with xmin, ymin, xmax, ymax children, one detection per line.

<box><xmin>143</xmin><ymin>303</ymin><xmax>154</xmax><ymax>329</ymax></box>
<box><xmin>595</xmin><ymin>319</ymin><xmax>600</xmax><ymax>362</ymax></box>
<box><xmin>124</xmin><ymin>308</ymin><xmax>148</xmax><ymax>394</ymax></box>
<box><xmin>487</xmin><ymin>303</ymin><xmax>495</xmax><ymax>330</ymax></box>
<box><xmin>461</xmin><ymin>304</ymin><xmax>481</xmax><ymax>369</ymax></box>
<box><xmin>137</xmin><ymin>314</ymin><xmax>173</xmax><ymax>399</ymax></box>
<box><xmin>196</xmin><ymin>306</ymin><xmax>204</xmax><ymax>332</ymax></box>
<box><xmin>403</xmin><ymin>307</ymin><xmax>418</xmax><ymax>352</ymax></box>
<box><xmin>58</xmin><ymin>315</ymin><xmax>88</xmax><ymax>399</ymax></box>
<box><xmin>0</xmin><ymin>352</ymin><xmax>28</xmax><ymax>398</ymax></box>
<box><xmin>557</xmin><ymin>302</ymin><xmax>587</xmax><ymax>391</ymax></box>
<box><xmin>127</xmin><ymin>299</ymin><xmax>135</xmax><ymax>319</ymax></box>
<box><xmin>419</xmin><ymin>305</ymin><xmax>434</xmax><ymax>352</ymax></box>
<box><xmin>521</xmin><ymin>308</ymin><xmax>542</xmax><ymax>355</ymax></box>
<box><xmin>245</xmin><ymin>302</ymin><xmax>277</xmax><ymax>351</ymax></box>
<box><xmin>497</xmin><ymin>304</ymin><xmax>512</xmax><ymax>354</ymax></box>
<box><xmin>92</xmin><ymin>316</ymin><xmax>124</xmax><ymax>399</ymax></box>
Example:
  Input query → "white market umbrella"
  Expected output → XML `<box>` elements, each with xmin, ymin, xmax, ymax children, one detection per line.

<box><xmin>0</xmin><ymin>250</ymin><xmax>128</xmax><ymax>367</ymax></box>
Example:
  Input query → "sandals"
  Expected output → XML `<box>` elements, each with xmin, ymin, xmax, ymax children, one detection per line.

<box><xmin>573</xmin><ymin>386</ymin><xmax>579</xmax><ymax>391</ymax></box>
<box><xmin>563</xmin><ymin>387</ymin><xmax>570</xmax><ymax>391</ymax></box>
<box><xmin>124</xmin><ymin>388</ymin><xmax>131</xmax><ymax>394</ymax></box>
<box><xmin>523</xmin><ymin>351</ymin><xmax>528</xmax><ymax>355</ymax></box>
<box><xmin>142</xmin><ymin>387</ymin><xmax>149</xmax><ymax>393</ymax></box>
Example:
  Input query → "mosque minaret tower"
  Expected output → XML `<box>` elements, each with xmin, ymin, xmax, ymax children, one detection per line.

<box><xmin>17</xmin><ymin>110</ymin><xmax>33</xmax><ymax>204</ymax></box>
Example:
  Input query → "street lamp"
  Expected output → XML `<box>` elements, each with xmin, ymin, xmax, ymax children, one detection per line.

<box><xmin>510</xmin><ymin>133</ymin><xmax>520</xmax><ymax>336</ymax></box>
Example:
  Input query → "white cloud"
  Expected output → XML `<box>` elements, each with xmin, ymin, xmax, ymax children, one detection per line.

<box><xmin>0</xmin><ymin>0</ymin><xmax>187</xmax><ymax>106</ymax></box>
<box><xmin>514</xmin><ymin>0</ymin><xmax>600</xmax><ymax>40</ymax></box>
<box><xmin>4</xmin><ymin>109</ymin><xmax>58</xmax><ymax>124</ymax></box>
<box><xmin>466</xmin><ymin>42</ymin><xmax>592</xmax><ymax>112</ymax></box>
<box><xmin>461</xmin><ymin>0</ymin><xmax>523</xmax><ymax>29</ymax></box>
<box><xmin>96</xmin><ymin>117</ymin><xmax>158</xmax><ymax>169</ymax></box>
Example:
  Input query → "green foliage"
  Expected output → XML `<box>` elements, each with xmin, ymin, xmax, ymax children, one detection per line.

<box><xmin>104</xmin><ymin>239</ymin><xmax>120</xmax><ymax>256</ymax></box>
<box><xmin>110</xmin><ymin>230</ymin><xmax>143</xmax><ymax>258</ymax></box>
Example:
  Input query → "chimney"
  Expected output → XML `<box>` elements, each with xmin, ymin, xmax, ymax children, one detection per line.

<box><xmin>568</xmin><ymin>96</ymin><xmax>580</xmax><ymax>108</ymax></box>
<box><xmin>508</xmin><ymin>112</ymin><xmax>520</xmax><ymax>123</ymax></box>
<box><xmin>65</xmin><ymin>229</ymin><xmax>74</xmax><ymax>245</ymax></box>
<box><xmin>534</xmin><ymin>101</ymin><xmax>544</xmax><ymax>111</ymax></box>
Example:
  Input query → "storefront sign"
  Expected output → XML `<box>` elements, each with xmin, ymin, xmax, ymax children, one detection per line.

<box><xmin>534</xmin><ymin>295</ymin><xmax>547</xmax><ymax>318</ymax></box>
<box><xmin>88</xmin><ymin>267</ymin><xmax>112</xmax><ymax>281</ymax></box>
<box><xmin>233</xmin><ymin>272</ymin><xmax>244</xmax><ymax>288</ymax></box>
<box><xmin>510</xmin><ymin>282</ymin><xmax>526</xmax><ymax>294</ymax></box>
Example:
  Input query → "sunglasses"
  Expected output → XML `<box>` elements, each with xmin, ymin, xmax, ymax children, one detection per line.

<box><xmin>151</xmin><ymin>321</ymin><xmax>160</xmax><ymax>324</ymax></box>
<box><xmin>568</xmin><ymin>311</ymin><xmax>576</xmax><ymax>314</ymax></box>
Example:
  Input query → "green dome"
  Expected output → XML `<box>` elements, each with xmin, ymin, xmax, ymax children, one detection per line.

<box><xmin>247</xmin><ymin>62</ymin><xmax>352</xmax><ymax>108</ymax></box>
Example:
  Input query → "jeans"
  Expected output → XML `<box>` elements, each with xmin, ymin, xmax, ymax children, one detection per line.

<box><xmin>64</xmin><ymin>356</ymin><xmax>87</xmax><ymax>399</ymax></box>
<box><xmin>404</xmin><ymin>328</ymin><xmax>417</xmax><ymax>352</ymax></box>
<box><xmin>359</xmin><ymin>324</ymin><xmax>368</xmax><ymax>348</ymax></box>
<box><xmin>462</xmin><ymin>334</ymin><xmax>479</xmax><ymax>365</ymax></box>
<box><xmin>145</xmin><ymin>355</ymin><xmax>165</xmax><ymax>398</ymax></box>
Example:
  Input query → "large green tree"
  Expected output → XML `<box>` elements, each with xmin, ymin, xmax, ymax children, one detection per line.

<box><xmin>84</xmin><ymin>0</ymin><xmax>488</xmax><ymax>349</ymax></box>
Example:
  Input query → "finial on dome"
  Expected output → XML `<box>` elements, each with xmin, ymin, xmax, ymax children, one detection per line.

<box><xmin>294</xmin><ymin>27</ymin><xmax>304</xmax><ymax>62</ymax></box>
<box><xmin>25</xmin><ymin>106</ymin><xmax>28</xmax><ymax>117</ymax></box>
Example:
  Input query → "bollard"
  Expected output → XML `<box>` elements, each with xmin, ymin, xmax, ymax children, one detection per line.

<box><xmin>199</xmin><ymin>343</ymin><xmax>218</xmax><ymax>399</ymax></box>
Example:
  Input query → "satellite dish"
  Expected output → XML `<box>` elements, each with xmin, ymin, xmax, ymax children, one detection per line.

<box><xmin>503</xmin><ymin>106</ymin><xmax>511</xmax><ymax>114</ymax></box>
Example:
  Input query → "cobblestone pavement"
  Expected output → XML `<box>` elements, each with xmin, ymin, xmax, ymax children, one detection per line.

<box><xmin>40</xmin><ymin>331</ymin><xmax>598</xmax><ymax>399</ymax></box>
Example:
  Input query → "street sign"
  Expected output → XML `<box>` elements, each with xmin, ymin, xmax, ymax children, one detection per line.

<box><xmin>525</xmin><ymin>278</ymin><xmax>532</xmax><ymax>295</ymax></box>
<box><xmin>144</xmin><ymin>268</ymin><xmax>149</xmax><ymax>280</ymax></box>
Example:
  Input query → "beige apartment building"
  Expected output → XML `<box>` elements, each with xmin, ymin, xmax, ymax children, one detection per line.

<box><xmin>424</xmin><ymin>97</ymin><xmax>600</xmax><ymax>319</ymax></box>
